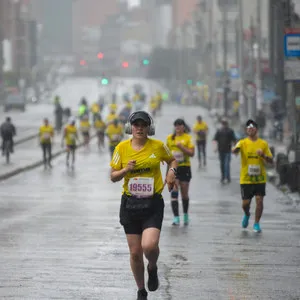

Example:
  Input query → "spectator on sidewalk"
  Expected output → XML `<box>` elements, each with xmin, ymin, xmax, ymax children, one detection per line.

<box><xmin>54</xmin><ymin>95</ymin><xmax>63</xmax><ymax>133</ymax></box>
<box><xmin>213</xmin><ymin>119</ymin><xmax>237</xmax><ymax>184</ymax></box>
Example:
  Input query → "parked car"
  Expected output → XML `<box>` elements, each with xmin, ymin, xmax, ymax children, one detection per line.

<box><xmin>4</xmin><ymin>94</ymin><xmax>26</xmax><ymax>112</ymax></box>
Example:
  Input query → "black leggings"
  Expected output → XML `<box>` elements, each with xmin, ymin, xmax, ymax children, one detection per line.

<box><xmin>196</xmin><ymin>140</ymin><xmax>206</xmax><ymax>163</ymax></box>
<box><xmin>41</xmin><ymin>143</ymin><xmax>52</xmax><ymax>164</ymax></box>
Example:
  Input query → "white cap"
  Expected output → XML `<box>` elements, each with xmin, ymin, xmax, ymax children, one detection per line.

<box><xmin>69</xmin><ymin>117</ymin><xmax>76</xmax><ymax>124</ymax></box>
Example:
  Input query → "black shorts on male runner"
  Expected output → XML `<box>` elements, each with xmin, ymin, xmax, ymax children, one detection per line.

<box><xmin>120</xmin><ymin>194</ymin><xmax>165</xmax><ymax>235</ymax></box>
<box><xmin>240</xmin><ymin>183</ymin><xmax>266</xmax><ymax>200</ymax></box>
<box><xmin>176</xmin><ymin>166</ymin><xmax>192</xmax><ymax>182</ymax></box>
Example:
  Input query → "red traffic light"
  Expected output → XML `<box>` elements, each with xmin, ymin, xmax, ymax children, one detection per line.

<box><xmin>80</xmin><ymin>59</ymin><xmax>86</xmax><ymax>66</ymax></box>
<box><xmin>122</xmin><ymin>61</ymin><xmax>129</xmax><ymax>68</ymax></box>
<box><xmin>97</xmin><ymin>52</ymin><xmax>104</xmax><ymax>59</ymax></box>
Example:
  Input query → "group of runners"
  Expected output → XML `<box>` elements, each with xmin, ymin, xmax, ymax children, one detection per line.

<box><xmin>110</xmin><ymin>109</ymin><xmax>273</xmax><ymax>299</ymax></box>
<box><xmin>35</xmin><ymin>89</ymin><xmax>274</xmax><ymax>300</ymax></box>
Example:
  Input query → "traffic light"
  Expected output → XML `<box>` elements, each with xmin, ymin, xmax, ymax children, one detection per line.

<box><xmin>187</xmin><ymin>79</ymin><xmax>193</xmax><ymax>85</ymax></box>
<box><xmin>122</xmin><ymin>61</ymin><xmax>129</xmax><ymax>68</ymax></box>
<box><xmin>101</xmin><ymin>78</ymin><xmax>109</xmax><ymax>85</ymax></box>
<box><xmin>142</xmin><ymin>59</ymin><xmax>150</xmax><ymax>65</ymax></box>
<box><xmin>97</xmin><ymin>52</ymin><xmax>104</xmax><ymax>59</ymax></box>
<box><xmin>80</xmin><ymin>59</ymin><xmax>86</xmax><ymax>66</ymax></box>
<box><xmin>196</xmin><ymin>81</ymin><xmax>203</xmax><ymax>86</ymax></box>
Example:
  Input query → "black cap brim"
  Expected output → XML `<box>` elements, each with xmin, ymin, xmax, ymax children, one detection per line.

<box><xmin>130</xmin><ymin>111</ymin><xmax>151</xmax><ymax>125</ymax></box>
<box><xmin>246</xmin><ymin>119</ymin><xmax>258</xmax><ymax>128</ymax></box>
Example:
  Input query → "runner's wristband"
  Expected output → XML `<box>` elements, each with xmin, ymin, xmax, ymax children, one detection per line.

<box><xmin>169</xmin><ymin>168</ymin><xmax>177</xmax><ymax>175</ymax></box>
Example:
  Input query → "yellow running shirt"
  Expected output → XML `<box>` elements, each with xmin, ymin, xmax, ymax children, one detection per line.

<box><xmin>193</xmin><ymin>121</ymin><xmax>208</xmax><ymax>141</ymax></box>
<box><xmin>106</xmin><ymin>113</ymin><xmax>118</xmax><ymax>123</ymax></box>
<box><xmin>106</xmin><ymin>123</ymin><xmax>124</xmax><ymax>146</ymax></box>
<box><xmin>94</xmin><ymin>120</ymin><xmax>106</xmax><ymax>132</ymax></box>
<box><xmin>80</xmin><ymin>120</ymin><xmax>90</xmax><ymax>133</ymax></box>
<box><xmin>65</xmin><ymin>125</ymin><xmax>77</xmax><ymax>145</ymax></box>
<box><xmin>234</xmin><ymin>137</ymin><xmax>273</xmax><ymax>184</ymax></box>
<box><xmin>110</xmin><ymin>138</ymin><xmax>173</xmax><ymax>195</ymax></box>
<box><xmin>39</xmin><ymin>125</ymin><xmax>54</xmax><ymax>143</ymax></box>
<box><xmin>166</xmin><ymin>133</ymin><xmax>194</xmax><ymax>167</ymax></box>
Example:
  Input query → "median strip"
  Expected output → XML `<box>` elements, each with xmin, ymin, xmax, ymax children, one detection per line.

<box><xmin>0</xmin><ymin>135</ymin><xmax>96</xmax><ymax>181</ymax></box>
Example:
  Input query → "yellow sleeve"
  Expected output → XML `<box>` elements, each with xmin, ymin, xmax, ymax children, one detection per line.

<box><xmin>264</xmin><ymin>142</ymin><xmax>273</xmax><ymax>158</ymax></box>
<box><xmin>187</xmin><ymin>136</ymin><xmax>195</xmax><ymax>148</ymax></box>
<box><xmin>110</xmin><ymin>144</ymin><xmax>122</xmax><ymax>170</ymax></box>
<box><xmin>166</xmin><ymin>136</ymin><xmax>171</xmax><ymax>149</ymax></box>
<box><xmin>233</xmin><ymin>139</ymin><xmax>243</xmax><ymax>151</ymax></box>
<box><xmin>159</xmin><ymin>141</ymin><xmax>173</xmax><ymax>163</ymax></box>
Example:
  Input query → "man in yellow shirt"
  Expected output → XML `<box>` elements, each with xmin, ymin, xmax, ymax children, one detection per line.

<box><xmin>149</xmin><ymin>97</ymin><xmax>158</xmax><ymax>117</ymax></box>
<box><xmin>233</xmin><ymin>119</ymin><xmax>273</xmax><ymax>233</ymax></box>
<box><xmin>91</xmin><ymin>102</ymin><xmax>100</xmax><ymax>122</ymax></box>
<box><xmin>94</xmin><ymin>114</ymin><xmax>106</xmax><ymax>149</ymax></box>
<box><xmin>193</xmin><ymin>115</ymin><xmax>208</xmax><ymax>168</ymax></box>
<box><xmin>106</xmin><ymin>119</ymin><xmax>124</xmax><ymax>157</ymax></box>
<box><xmin>80</xmin><ymin>115</ymin><xmax>91</xmax><ymax>147</ymax></box>
<box><xmin>106</xmin><ymin>109</ymin><xmax>118</xmax><ymax>125</ymax></box>
<box><xmin>62</xmin><ymin>117</ymin><xmax>78</xmax><ymax>168</ymax></box>
<box><xmin>39</xmin><ymin>118</ymin><xmax>54</xmax><ymax>169</ymax></box>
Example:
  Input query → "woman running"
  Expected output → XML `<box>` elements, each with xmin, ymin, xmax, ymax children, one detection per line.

<box><xmin>166</xmin><ymin>118</ymin><xmax>195</xmax><ymax>226</ymax></box>
<box><xmin>110</xmin><ymin>111</ymin><xmax>177</xmax><ymax>300</ymax></box>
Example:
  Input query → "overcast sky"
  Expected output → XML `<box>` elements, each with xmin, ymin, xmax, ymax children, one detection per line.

<box><xmin>127</xmin><ymin>0</ymin><xmax>140</xmax><ymax>8</ymax></box>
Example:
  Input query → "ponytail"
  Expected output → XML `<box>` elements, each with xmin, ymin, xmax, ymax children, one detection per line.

<box><xmin>172</xmin><ymin>131</ymin><xmax>176</xmax><ymax>140</ymax></box>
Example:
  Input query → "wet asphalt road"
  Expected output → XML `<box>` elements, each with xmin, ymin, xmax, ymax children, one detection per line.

<box><xmin>0</xmin><ymin>102</ymin><xmax>299</xmax><ymax>299</ymax></box>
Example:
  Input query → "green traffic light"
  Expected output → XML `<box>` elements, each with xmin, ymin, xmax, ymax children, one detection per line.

<box><xmin>162</xmin><ymin>93</ymin><xmax>168</xmax><ymax>101</ymax></box>
<box><xmin>187</xmin><ymin>79</ymin><xmax>193</xmax><ymax>85</ymax></box>
<box><xmin>196</xmin><ymin>81</ymin><xmax>203</xmax><ymax>86</ymax></box>
<box><xmin>143</xmin><ymin>59</ymin><xmax>150</xmax><ymax>65</ymax></box>
<box><xmin>101</xmin><ymin>78</ymin><xmax>109</xmax><ymax>85</ymax></box>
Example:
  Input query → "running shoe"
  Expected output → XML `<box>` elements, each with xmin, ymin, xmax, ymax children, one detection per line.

<box><xmin>147</xmin><ymin>265</ymin><xmax>159</xmax><ymax>291</ymax></box>
<box><xmin>242</xmin><ymin>214</ymin><xmax>250</xmax><ymax>228</ymax></box>
<box><xmin>172</xmin><ymin>216</ymin><xmax>180</xmax><ymax>226</ymax></box>
<box><xmin>137</xmin><ymin>288</ymin><xmax>148</xmax><ymax>300</ymax></box>
<box><xmin>183</xmin><ymin>213</ymin><xmax>189</xmax><ymax>225</ymax></box>
<box><xmin>253</xmin><ymin>223</ymin><xmax>262</xmax><ymax>233</ymax></box>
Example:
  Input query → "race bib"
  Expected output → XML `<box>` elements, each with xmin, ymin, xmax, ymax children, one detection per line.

<box><xmin>69</xmin><ymin>133</ymin><xmax>76</xmax><ymax>141</ymax></box>
<box><xmin>172</xmin><ymin>151</ymin><xmax>184</xmax><ymax>163</ymax></box>
<box><xmin>112</xmin><ymin>134</ymin><xmax>120</xmax><ymax>142</ymax></box>
<box><xmin>248</xmin><ymin>165</ymin><xmax>261</xmax><ymax>176</ymax></box>
<box><xmin>81</xmin><ymin>127</ymin><xmax>89</xmax><ymax>132</ymax></box>
<box><xmin>43</xmin><ymin>133</ymin><xmax>50</xmax><ymax>139</ymax></box>
<box><xmin>128</xmin><ymin>177</ymin><xmax>154</xmax><ymax>198</ymax></box>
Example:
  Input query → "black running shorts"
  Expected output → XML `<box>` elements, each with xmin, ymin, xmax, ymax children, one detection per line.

<box><xmin>120</xmin><ymin>194</ymin><xmax>164</xmax><ymax>235</ymax></box>
<box><xmin>176</xmin><ymin>166</ymin><xmax>192</xmax><ymax>182</ymax></box>
<box><xmin>240</xmin><ymin>183</ymin><xmax>266</xmax><ymax>200</ymax></box>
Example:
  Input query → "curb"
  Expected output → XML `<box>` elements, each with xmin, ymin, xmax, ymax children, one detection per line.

<box><xmin>0</xmin><ymin>135</ymin><xmax>96</xmax><ymax>182</ymax></box>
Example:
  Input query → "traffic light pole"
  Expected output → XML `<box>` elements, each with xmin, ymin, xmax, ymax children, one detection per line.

<box><xmin>208</xmin><ymin>0</ymin><xmax>215</xmax><ymax>111</ymax></box>
<box><xmin>222</xmin><ymin>1</ymin><xmax>229</xmax><ymax>117</ymax></box>
<box><xmin>0</xmin><ymin>0</ymin><xmax>4</xmax><ymax>99</ymax></box>
<box><xmin>255</xmin><ymin>0</ymin><xmax>262</xmax><ymax>113</ymax></box>
<box><xmin>238</xmin><ymin>0</ymin><xmax>247</xmax><ymax>122</ymax></box>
